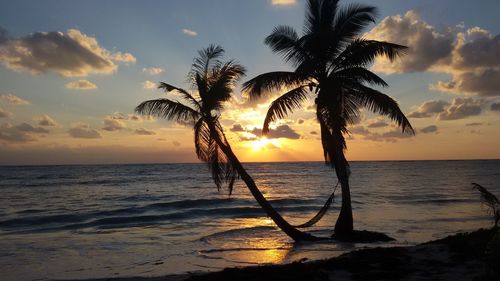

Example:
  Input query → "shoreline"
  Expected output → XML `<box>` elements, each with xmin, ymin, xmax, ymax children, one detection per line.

<box><xmin>76</xmin><ymin>228</ymin><xmax>499</xmax><ymax>281</ymax></box>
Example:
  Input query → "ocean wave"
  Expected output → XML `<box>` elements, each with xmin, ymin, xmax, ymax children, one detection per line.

<box><xmin>0</xmin><ymin>203</ymin><xmax>328</xmax><ymax>233</ymax></box>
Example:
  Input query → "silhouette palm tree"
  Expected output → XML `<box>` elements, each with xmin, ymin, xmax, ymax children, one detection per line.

<box><xmin>243</xmin><ymin>0</ymin><xmax>415</xmax><ymax>235</ymax></box>
<box><xmin>136</xmin><ymin>45</ymin><xmax>316</xmax><ymax>241</ymax></box>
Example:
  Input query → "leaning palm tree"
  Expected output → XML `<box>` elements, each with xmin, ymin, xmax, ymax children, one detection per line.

<box><xmin>136</xmin><ymin>45</ymin><xmax>316</xmax><ymax>241</ymax></box>
<box><xmin>243</xmin><ymin>0</ymin><xmax>415</xmax><ymax>235</ymax></box>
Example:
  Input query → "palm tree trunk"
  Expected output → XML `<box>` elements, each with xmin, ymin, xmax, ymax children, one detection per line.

<box><xmin>332</xmin><ymin>130</ymin><xmax>353</xmax><ymax>235</ymax></box>
<box><xmin>208</xmin><ymin>123</ymin><xmax>318</xmax><ymax>242</ymax></box>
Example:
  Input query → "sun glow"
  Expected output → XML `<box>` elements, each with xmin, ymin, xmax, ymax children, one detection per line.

<box><xmin>249</xmin><ymin>137</ymin><xmax>281</xmax><ymax>151</ymax></box>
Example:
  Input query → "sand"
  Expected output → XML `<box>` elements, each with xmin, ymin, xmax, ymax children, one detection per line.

<box><xmin>76</xmin><ymin>228</ymin><xmax>499</xmax><ymax>281</ymax></box>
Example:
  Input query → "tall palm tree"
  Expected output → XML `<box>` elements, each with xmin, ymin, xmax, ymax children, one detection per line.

<box><xmin>243</xmin><ymin>0</ymin><xmax>415</xmax><ymax>235</ymax></box>
<box><xmin>135</xmin><ymin>45</ymin><xmax>316</xmax><ymax>241</ymax></box>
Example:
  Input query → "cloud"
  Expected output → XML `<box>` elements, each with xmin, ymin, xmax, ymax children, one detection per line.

<box><xmin>143</xmin><ymin>67</ymin><xmax>164</xmax><ymax>75</ymax></box>
<box><xmin>350</xmin><ymin>125</ymin><xmax>413</xmax><ymax>142</ymax></box>
<box><xmin>409</xmin><ymin>98</ymin><xmax>485</xmax><ymax>120</ymax></box>
<box><xmin>350</xmin><ymin>125</ymin><xmax>371</xmax><ymax>135</ymax></box>
<box><xmin>271</xmin><ymin>0</ymin><xmax>296</xmax><ymax>6</ymax></box>
<box><xmin>35</xmin><ymin>115</ymin><xmax>58</xmax><ymax>126</ymax></box>
<box><xmin>0</xmin><ymin>122</ymin><xmax>48</xmax><ymax>143</ymax></box>
<box><xmin>1</xmin><ymin>94</ymin><xmax>30</xmax><ymax>105</ymax></box>
<box><xmin>408</xmin><ymin>100</ymin><xmax>449</xmax><ymax>118</ymax></box>
<box><xmin>129</xmin><ymin>114</ymin><xmax>155</xmax><ymax>122</ymax></box>
<box><xmin>430</xmin><ymin>29</ymin><xmax>500</xmax><ymax>97</ymax></box>
<box><xmin>0</xmin><ymin>28</ymin><xmax>135</xmax><ymax>77</ymax></box>
<box><xmin>366</xmin><ymin>119</ymin><xmax>389</xmax><ymax>128</ymax></box>
<box><xmin>0</xmin><ymin>107</ymin><xmax>11</xmax><ymax>118</ymax></box>
<box><xmin>250</xmin><ymin>124</ymin><xmax>300</xmax><ymax>139</ymax></box>
<box><xmin>0</xmin><ymin>123</ymin><xmax>36</xmax><ymax>142</ymax></box>
<box><xmin>420</xmin><ymin>125</ymin><xmax>438</xmax><ymax>134</ymax></box>
<box><xmin>68</xmin><ymin>124</ymin><xmax>101</xmax><ymax>139</ymax></box>
<box><xmin>491</xmin><ymin>102</ymin><xmax>500</xmax><ymax>111</ymax></box>
<box><xmin>182</xmin><ymin>29</ymin><xmax>197</xmax><ymax>37</ymax></box>
<box><xmin>102</xmin><ymin>117</ymin><xmax>126</xmax><ymax>131</ymax></box>
<box><xmin>366</xmin><ymin>12</ymin><xmax>500</xmax><ymax>97</ymax></box>
<box><xmin>453</xmin><ymin>28</ymin><xmax>500</xmax><ymax>71</ymax></box>
<box><xmin>65</xmin><ymin>79</ymin><xmax>97</xmax><ymax>90</ymax></box>
<box><xmin>134</xmin><ymin>128</ymin><xmax>156</xmax><ymax>135</ymax></box>
<box><xmin>142</xmin><ymin>80</ymin><xmax>156</xmax><ymax>89</ymax></box>
<box><xmin>365</xmin><ymin>10</ymin><xmax>454</xmax><ymax>74</ymax></box>
<box><xmin>15</xmin><ymin>122</ymin><xmax>49</xmax><ymax>133</ymax></box>
<box><xmin>230</xmin><ymin>123</ymin><xmax>244</xmax><ymax>132</ymax></box>
<box><xmin>437</xmin><ymin>98</ymin><xmax>483</xmax><ymax>120</ymax></box>
<box><xmin>176</xmin><ymin>120</ymin><xmax>195</xmax><ymax>127</ymax></box>
<box><xmin>379</xmin><ymin>129</ymin><xmax>414</xmax><ymax>139</ymax></box>
<box><xmin>430</xmin><ymin>69</ymin><xmax>500</xmax><ymax>97</ymax></box>
<box><xmin>109</xmin><ymin>52</ymin><xmax>136</xmax><ymax>63</ymax></box>
<box><xmin>109</xmin><ymin>112</ymin><xmax>128</xmax><ymax>120</ymax></box>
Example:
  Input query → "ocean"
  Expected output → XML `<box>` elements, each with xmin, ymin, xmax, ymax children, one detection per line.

<box><xmin>1</xmin><ymin>160</ymin><xmax>499</xmax><ymax>281</ymax></box>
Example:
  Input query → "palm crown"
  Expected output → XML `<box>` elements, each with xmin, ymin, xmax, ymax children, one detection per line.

<box><xmin>243</xmin><ymin>0</ymin><xmax>414</xmax><ymax>163</ymax></box>
<box><xmin>136</xmin><ymin>45</ymin><xmax>245</xmax><ymax>193</ymax></box>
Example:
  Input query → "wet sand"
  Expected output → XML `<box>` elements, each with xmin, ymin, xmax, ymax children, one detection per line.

<box><xmin>78</xmin><ymin>228</ymin><xmax>499</xmax><ymax>281</ymax></box>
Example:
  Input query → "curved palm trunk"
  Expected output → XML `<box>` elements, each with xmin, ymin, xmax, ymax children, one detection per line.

<box><xmin>332</xmin><ymin>134</ymin><xmax>353</xmax><ymax>235</ymax></box>
<box><xmin>207</xmin><ymin>122</ymin><xmax>318</xmax><ymax>242</ymax></box>
<box><xmin>318</xmin><ymin>109</ymin><xmax>354</xmax><ymax>235</ymax></box>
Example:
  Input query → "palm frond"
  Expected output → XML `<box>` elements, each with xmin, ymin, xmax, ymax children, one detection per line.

<box><xmin>265</xmin><ymin>25</ymin><xmax>307</xmax><ymax>66</ymax></box>
<box><xmin>472</xmin><ymin>183</ymin><xmax>500</xmax><ymax>227</ymax></box>
<box><xmin>195</xmin><ymin>118</ymin><xmax>238</xmax><ymax>194</ymax></box>
<box><xmin>331</xmin><ymin>67</ymin><xmax>388</xmax><ymax>87</ymax></box>
<box><xmin>191</xmin><ymin>44</ymin><xmax>225</xmax><ymax>78</ymax></box>
<box><xmin>262</xmin><ymin>86</ymin><xmax>309</xmax><ymax>134</ymax></box>
<box><xmin>135</xmin><ymin>98</ymin><xmax>200</xmax><ymax>122</ymax></box>
<box><xmin>333</xmin><ymin>4</ymin><xmax>377</xmax><ymax>40</ymax></box>
<box><xmin>341</xmin><ymin>92</ymin><xmax>363</xmax><ymax>126</ymax></box>
<box><xmin>242</xmin><ymin>71</ymin><xmax>309</xmax><ymax>100</ymax></box>
<box><xmin>316</xmin><ymin>98</ymin><xmax>350</xmax><ymax>134</ymax></box>
<box><xmin>158</xmin><ymin>82</ymin><xmax>201</xmax><ymax>109</ymax></box>
<box><xmin>207</xmin><ymin>60</ymin><xmax>246</xmax><ymax>110</ymax></box>
<box><xmin>304</xmin><ymin>0</ymin><xmax>339</xmax><ymax>34</ymax></box>
<box><xmin>348</xmin><ymin>84</ymin><xmax>414</xmax><ymax>134</ymax></box>
<box><xmin>334</xmin><ymin>39</ymin><xmax>407</xmax><ymax>70</ymax></box>
<box><xmin>195</xmin><ymin>73</ymin><xmax>208</xmax><ymax>100</ymax></box>
<box><xmin>194</xmin><ymin>118</ymin><xmax>212</xmax><ymax>162</ymax></box>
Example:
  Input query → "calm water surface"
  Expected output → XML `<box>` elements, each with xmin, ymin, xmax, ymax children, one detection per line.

<box><xmin>0</xmin><ymin>160</ymin><xmax>499</xmax><ymax>280</ymax></box>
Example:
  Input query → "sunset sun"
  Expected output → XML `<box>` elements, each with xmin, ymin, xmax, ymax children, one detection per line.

<box><xmin>249</xmin><ymin>137</ymin><xmax>280</xmax><ymax>151</ymax></box>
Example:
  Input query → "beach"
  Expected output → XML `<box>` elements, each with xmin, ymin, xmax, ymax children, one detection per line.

<box><xmin>81</xmin><ymin>228</ymin><xmax>499</xmax><ymax>281</ymax></box>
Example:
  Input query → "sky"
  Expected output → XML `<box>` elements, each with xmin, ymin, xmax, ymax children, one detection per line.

<box><xmin>0</xmin><ymin>0</ymin><xmax>499</xmax><ymax>165</ymax></box>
